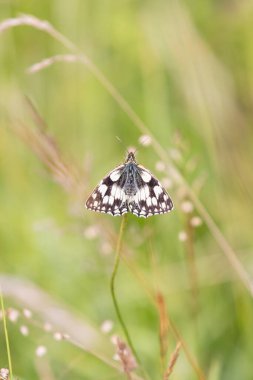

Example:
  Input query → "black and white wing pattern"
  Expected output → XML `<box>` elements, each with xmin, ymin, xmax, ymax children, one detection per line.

<box><xmin>85</xmin><ymin>152</ymin><xmax>173</xmax><ymax>218</ymax></box>
<box><xmin>128</xmin><ymin>165</ymin><xmax>173</xmax><ymax>218</ymax></box>
<box><xmin>85</xmin><ymin>164</ymin><xmax>128</xmax><ymax>216</ymax></box>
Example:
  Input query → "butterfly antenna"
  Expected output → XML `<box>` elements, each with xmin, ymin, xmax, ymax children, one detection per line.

<box><xmin>116</xmin><ymin>136</ymin><xmax>128</xmax><ymax>155</ymax></box>
<box><xmin>115</xmin><ymin>136</ymin><xmax>124</xmax><ymax>146</ymax></box>
<box><xmin>115</xmin><ymin>136</ymin><xmax>138</xmax><ymax>160</ymax></box>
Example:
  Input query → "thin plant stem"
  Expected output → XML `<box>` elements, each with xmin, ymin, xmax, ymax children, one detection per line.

<box><xmin>0</xmin><ymin>288</ymin><xmax>13</xmax><ymax>380</ymax></box>
<box><xmin>185</xmin><ymin>217</ymin><xmax>199</xmax><ymax>319</ymax></box>
<box><xmin>110</xmin><ymin>214</ymin><xmax>140</xmax><ymax>364</ymax></box>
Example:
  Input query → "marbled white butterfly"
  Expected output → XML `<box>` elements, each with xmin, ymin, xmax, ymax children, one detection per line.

<box><xmin>85</xmin><ymin>152</ymin><xmax>173</xmax><ymax>218</ymax></box>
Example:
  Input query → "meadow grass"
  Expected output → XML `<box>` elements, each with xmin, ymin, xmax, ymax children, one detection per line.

<box><xmin>1</xmin><ymin>2</ymin><xmax>253</xmax><ymax>379</ymax></box>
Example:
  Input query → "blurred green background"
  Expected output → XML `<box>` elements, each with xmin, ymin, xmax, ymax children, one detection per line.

<box><xmin>1</xmin><ymin>1</ymin><xmax>253</xmax><ymax>379</ymax></box>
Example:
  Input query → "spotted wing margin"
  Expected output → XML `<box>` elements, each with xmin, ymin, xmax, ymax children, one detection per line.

<box><xmin>128</xmin><ymin>166</ymin><xmax>173</xmax><ymax>218</ymax></box>
<box><xmin>85</xmin><ymin>165</ymin><xmax>128</xmax><ymax>216</ymax></box>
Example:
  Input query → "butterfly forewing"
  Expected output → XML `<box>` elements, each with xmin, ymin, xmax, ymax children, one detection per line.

<box><xmin>85</xmin><ymin>153</ymin><xmax>173</xmax><ymax>218</ymax></box>
<box><xmin>129</xmin><ymin>167</ymin><xmax>173</xmax><ymax>217</ymax></box>
<box><xmin>85</xmin><ymin>165</ymin><xmax>128</xmax><ymax>216</ymax></box>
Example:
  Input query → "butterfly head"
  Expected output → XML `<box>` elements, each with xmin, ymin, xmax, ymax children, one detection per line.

<box><xmin>125</xmin><ymin>151</ymin><xmax>137</xmax><ymax>164</ymax></box>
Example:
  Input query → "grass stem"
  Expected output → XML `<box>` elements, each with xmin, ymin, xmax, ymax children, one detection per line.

<box><xmin>0</xmin><ymin>288</ymin><xmax>13</xmax><ymax>380</ymax></box>
<box><xmin>110</xmin><ymin>215</ymin><xmax>140</xmax><ymax>364</ymax></box>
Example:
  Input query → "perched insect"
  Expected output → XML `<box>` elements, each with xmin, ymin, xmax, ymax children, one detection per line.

<box><xmin>85</xmin><ymin>152</ymin><xmax>173</xmax><ymax>218</ymax></box>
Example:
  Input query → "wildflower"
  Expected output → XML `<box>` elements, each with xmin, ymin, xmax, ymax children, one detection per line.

<box><xmin>53</xmin><ymin>331</ymin><xmax>69</xmax><ymax>341</ymax></box>
<box><xmin>20</xmin><ymin>325</ymin><xmax>29</xmax><ymax>336</ymax></box>
<box><xmin>190</xmin><ymin>216</ymin><xmax>202</xmax><ymax>227</ymax></box>
<box><xmin>100</xmin><ymin>320</ymin><xmax>113</xmax><ymax>334</ymax></box>
<box><xmin>7</xmin><ymin>308</ymin><xmax>19</xmax><ymax>323</ymax></box>
<box><xmin>110</xmin><ymin>334</ymin><xmax>118</xmax><ymax>345</ymax></box>
<box><xmin>84</xmin><ymin>225</ymin><xmax>99</xmax><ymax>239</ymax></box>
<box><xmin>178</xmin><ymin>231</ymin><xmax>188</xmax><ymax>242</ymax></box>
<box><xmin>138</xmin><ymin>135</ymin><xmax>152</xmax><ymax>146</ymax></box>
<box><xmin>0</xmin><ymin>368</ymin><xmax>9</xmax><ymax>380</ymax></box>
<box><xmin>181</xmin><ymin>200</ymin><xmax>194</xmax><ymax>213</ymax></box>
<box><xmin>53</xmin><ymin>332</ymin><xmax>63</xmax><ymax>341</ymax></box>
<box><xmin>35</xmin><ymin>345</ymin><xmax>47</xmax><ymax>357</ymax></box>
<box><xmin>23</xmin><ymin>308</ymin><xmax>32</xmax><ymax>319</ymax></box>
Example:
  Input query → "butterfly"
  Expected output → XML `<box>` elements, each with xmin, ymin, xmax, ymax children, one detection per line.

<box><xmin>85</xmin><ymin>152</ymin><xmax>173</xmax><ymax>218</ymax></box>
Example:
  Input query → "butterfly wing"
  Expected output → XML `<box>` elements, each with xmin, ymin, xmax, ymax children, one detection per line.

<box><xmin>128</xmin><ymin>165</ymin><xmax>173</xmax><ymax>218</ymax></box>
<box><xmin>85</xmin><ymin>165</ymin><xmax>128</xmax><ymax>216</ymax></box>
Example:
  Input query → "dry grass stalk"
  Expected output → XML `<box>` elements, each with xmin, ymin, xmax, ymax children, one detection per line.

<box><xmin>163</xmin><ymin>342</ymin><xmax>181</xmax><ymax>380</ymax></box>
<box><xmin>156</xmin><ymin>292</ymin><xmax>169</xmax><ymax>369</ymax></box>
<box><xmin>27</xmin><ymin>54</ymin><xmax>88</xmax><ymax>74</ymax></box>
<box><xmin>116</xmin><ymin>337</ymin><xmax>138</xmax><ymax>379</ymax></box>
<box><xmin>0</xmin><ymin>14</ymin><xmax>77</xmax><ymax>52</ymax></box>
<box><xmin>12</xmin><ymin>98</ymin><xmax>84</xmax><ymax>199</ymax></box>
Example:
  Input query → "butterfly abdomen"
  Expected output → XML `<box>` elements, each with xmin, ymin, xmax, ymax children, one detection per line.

<box><xmin>123</xmin><ymin>163</ymin><xmax>139</xmax><ymax>196</ymax></box>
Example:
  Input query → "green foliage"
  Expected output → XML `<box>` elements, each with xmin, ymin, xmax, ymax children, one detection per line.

<box><xmin>1</xmin><ymin>1</ymin><xmax>253</xmax><ymax>379</ymax></box>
